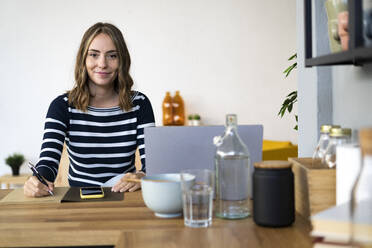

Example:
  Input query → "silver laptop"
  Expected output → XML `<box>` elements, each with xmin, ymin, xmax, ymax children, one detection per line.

<box><xmin>144</xmin><ymin>125</ymin><xmax>263</xmax><ymax>176</ymax></box>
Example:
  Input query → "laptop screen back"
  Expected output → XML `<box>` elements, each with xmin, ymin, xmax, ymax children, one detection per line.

<box><xmin>144</xmin><ymin>125</ymin><xmax>263</xmax><ymax>176</ymax></box>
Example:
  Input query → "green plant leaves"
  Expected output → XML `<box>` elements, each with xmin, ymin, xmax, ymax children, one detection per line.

<box><xmin>279</xmin><ymin>53</ymin><xmax>298</xmax><ymax>130</ymax></box>
<box><xmin>5</xmin><ymin>153</ymin><xmax>25</xmax><ymax>168</ymax></box>
<box><xmin>294</xmin><ymin>115</ymin><xmax>298</xmax><ymax>130</ymax></box>
<box><xmin>188</xmin><ymin>114</ymin><xmax>201</xmax><ymax>120</ymax></box>
<box><xmin>278</xmin><ymin>91</ymin><xmax>297</xmax><ymax>117</ymax></box>
<box><xmin>288</xmin><ymin>54</ymin><xmax>297</xmax><ymax>60</ymax></box>
<box><xmin>283</xmin><ymin>53</ymin><xmax>297</xmax><ymax>78</ymax></box>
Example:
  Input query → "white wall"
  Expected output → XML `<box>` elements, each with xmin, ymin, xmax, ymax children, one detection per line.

<box><xmin>333</xmin><ymin>64</ymin><xmax>372</xmax><ymax>138</ymax></box>
<box><xmin>296</xmin><ymin>0</ymin><xmax>334</xmax><ymax>156</ymax></box>
<box><xmin>0</xmin><ymin>0</ymin><xmax>297</xmax><ymax>176</ymax></box>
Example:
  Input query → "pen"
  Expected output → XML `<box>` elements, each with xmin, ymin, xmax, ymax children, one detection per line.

<box><xmin>28</xmin><ymin>162</ymin><xmax>54</xmax><ymax>196</ymax></box>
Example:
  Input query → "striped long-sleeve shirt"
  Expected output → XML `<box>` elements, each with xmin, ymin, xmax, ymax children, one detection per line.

<box><xmin>35</xmin><ymin>91</ymin><xmax>155</xmax><ymax>187</ymax></box>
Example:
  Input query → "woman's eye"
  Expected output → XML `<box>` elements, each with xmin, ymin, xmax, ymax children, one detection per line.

<box><xmin>88</xmin><ymin>53</ymin><xmax>98</xmax><ymax>58</ymax></box>
<box><xmin>108</xmin><ymin>54</ymin><xmax>117</xmax><ymax>59</ymax></box>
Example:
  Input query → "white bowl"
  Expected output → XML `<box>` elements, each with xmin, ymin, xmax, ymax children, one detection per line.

<box><xmin>141</xmin><ymin>173</ymin><xmax>193</xmax><ymax>218</ymax></box>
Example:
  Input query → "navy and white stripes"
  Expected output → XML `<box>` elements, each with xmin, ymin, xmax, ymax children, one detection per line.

<box><xmin>35</xmin><ymin>91</ymin><xmax>155</xmax><ymax>187</ymax></box>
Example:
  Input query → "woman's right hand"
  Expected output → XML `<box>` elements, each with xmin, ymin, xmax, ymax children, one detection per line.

<box><xmin>23</xmin><ymin>176</ymin><xmax>54</xmax><ymax>197</ymax></box>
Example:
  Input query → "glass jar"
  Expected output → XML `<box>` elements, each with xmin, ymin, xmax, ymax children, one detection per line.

<box><xmin>324</xmin><ymin>127</ymin><xmax>352</xmax><ymax>168</ymax></box>
<box><xmin>214</xmin><ymin>114</ymin><xmax>251</xmax><ymax>219</ymax></box>
<box><xmin>313</xmin><ymin>124</ymin><xmax>341</xmax><ymax>164</ymax></box>
<box><xmin>350</xmin><ymin>128</ymin><xmax>372</xmax><ymax>247</ymax></box>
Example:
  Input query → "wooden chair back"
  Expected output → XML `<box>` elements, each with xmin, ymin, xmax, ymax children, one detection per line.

<box><xmin>54</xmin><ymin>145</ymin><xmax>142</xmax><ymax>187</ymax></box>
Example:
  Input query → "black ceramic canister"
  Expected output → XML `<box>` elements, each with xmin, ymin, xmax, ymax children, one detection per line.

<box><xmin>253</xmin><ymin>161</ymin><xmax>294</xmax><ymax>227</ymax></box>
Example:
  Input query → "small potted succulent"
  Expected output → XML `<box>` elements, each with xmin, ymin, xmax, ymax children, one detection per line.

<box><xmin>187</xmin><ymin>114</ymin><xmax>202</xmax><ymax>126</ymax></box>
<box><xmin>5</xmin><ymin>153</ymin><xmax>25</xmax><ymax>176</ymax></box>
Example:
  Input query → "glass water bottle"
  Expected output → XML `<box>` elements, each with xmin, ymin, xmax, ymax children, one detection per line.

<box><xmin>214</xmin><ymin>114</ymin><xmax>251</xmax><ymax>219</ymax></box>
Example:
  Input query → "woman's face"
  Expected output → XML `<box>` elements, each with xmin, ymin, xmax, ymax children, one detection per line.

<box><xmin>85</xmin><ymin>33</ymin><xmax>119</xmax><ymax>88</ymax></box>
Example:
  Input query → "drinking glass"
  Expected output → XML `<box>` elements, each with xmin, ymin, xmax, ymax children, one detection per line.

<box><xmin>180</xmin><ymin>169</ymin><xmax>214</xmax><ymax>228</ymax></box>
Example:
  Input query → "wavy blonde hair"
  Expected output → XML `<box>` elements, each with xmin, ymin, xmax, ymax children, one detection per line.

<box><xmin>68</xmin><ymin>22</ymin><xmax>134</xmax><ymax>111</ymax></box>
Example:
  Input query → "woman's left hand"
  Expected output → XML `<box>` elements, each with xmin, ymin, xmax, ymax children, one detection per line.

<box><xmin>111</xmin><ymin>172</ymin><xmax>145</xmax><ymax>192</ymax></box>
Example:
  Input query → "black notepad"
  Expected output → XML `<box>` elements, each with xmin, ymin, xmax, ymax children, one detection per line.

<box><xmin>61</xmin><ymin>187</ymin><xmax>124</xmax><ymax>202</ymax></box>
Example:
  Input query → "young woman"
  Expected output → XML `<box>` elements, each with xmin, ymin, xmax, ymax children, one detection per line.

<box><xmin>24</xmin><ymin>22</ymin><xmax>155</xmax><ymax>197</ymax></box>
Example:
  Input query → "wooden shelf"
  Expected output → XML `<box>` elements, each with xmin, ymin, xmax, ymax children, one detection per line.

<box><xmin>305</xmin><ymin>51</ymin><xmax>354</xmax><ymax>67</ymax></box>
<box><xmin>304</xmin><ymin>0</ymin><xmax>372</xmax><ymax>67</ymax></box>
<box><xmin>0</xmin><ymin>174</ymin><xmax>30</xmax><ymax>189</ymax></box>
<box><xmin>354</xmin><ymin>46</ymin><xmax>372</xmax><ymax>62</ymax></box>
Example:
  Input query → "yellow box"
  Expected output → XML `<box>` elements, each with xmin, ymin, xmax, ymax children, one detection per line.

<box><xmin>262</xmin><ymin>140</ymin><xmax>298</xmax><ymax>161</ymax></box>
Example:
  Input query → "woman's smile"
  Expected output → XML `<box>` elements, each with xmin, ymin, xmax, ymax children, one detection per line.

<box><xmin>95</xmin><ymin>71</ymin><xmax>112</xmax><ymax>76</ymax></box>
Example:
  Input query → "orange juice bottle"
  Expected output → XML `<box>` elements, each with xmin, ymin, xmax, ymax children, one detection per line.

<box><xmin>162</xmin><ymin>92</ymin><xmax>173</xmax><ymax>126</ymax></box>
<box><xmin>172</xmin><ymin>90</ymin><xmax>185</xmax><ymax>125</ymax></box>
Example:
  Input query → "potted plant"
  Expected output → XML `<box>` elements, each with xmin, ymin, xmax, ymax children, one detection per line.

<box><xmin>187</xmin><ymin>114</ymin><xmax>202</xmax><ymax>126</ymax></box>
<box><xmin>5</xmin><ymin>153</ymin><xmax>25</xmax><ymax>176</ymax></box>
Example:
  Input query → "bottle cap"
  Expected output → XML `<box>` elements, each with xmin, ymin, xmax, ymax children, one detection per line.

<box><xmin>254</xmin><ymin>161</ymin><xmax>292</xmax><ymax>169</ymax></box>
<box><xmin>320</xmin><ymin>125</ymin><xmax>341</xmax><ymax>133</ymax></box>
<box><xmin>226</xmin><ymin>114</ymin><xmax>237</xmax><ymax>126</ymax></box>
<box><xmin>330</xmin><ymin>127</ymin><xmax>351</xmax><ymax>137</ymax></box>
<box><xmin>359</xmin><ymin>128</ymin><xmax>372</xmax><ymax>155</ymax></box>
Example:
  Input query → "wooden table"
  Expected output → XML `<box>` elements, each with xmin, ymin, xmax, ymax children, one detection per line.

<box><xmin>0</xmin><ymin>189</ymin><xmax>313</xmax><ymax>248</ymax></box>
<box><xmin>0</xmin><ymin>174</ymin><xmax>30</xmax><ymax>189</ymax></box>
